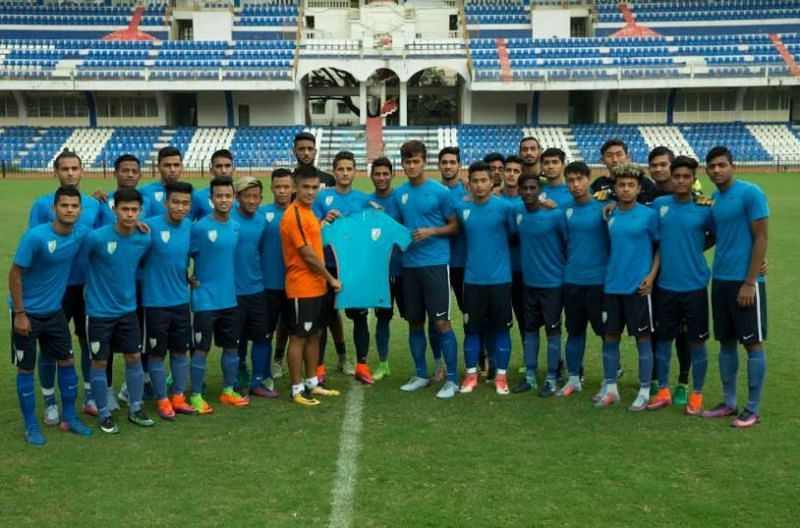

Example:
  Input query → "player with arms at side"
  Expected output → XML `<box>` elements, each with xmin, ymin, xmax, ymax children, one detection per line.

<box><xmin>193</xmin><ymin>149</ymin><xmax>236</xmax><ymax>221</ymax></box>
<box><xmin>139</xmin><ymin>146</ymin><xmax>183</xmax><ymax>216</ymax></box>
<box><xmin>539</xmin><ymin>148</ymin><xmax>572</xmax><ymax>206</ymax></box>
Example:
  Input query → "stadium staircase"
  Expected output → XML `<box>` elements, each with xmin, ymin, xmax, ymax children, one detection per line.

<box><xmin>745</xmin><ymin>124</ymin><xmax>800</xmax><ymax>163</ymax></box>
<box><xmin>316</xmin><ymin>127</ymin><xmax>367</xmax><ymax>170</ymax></box>
<box><xmin>638</xmin><ymin>125</ymin><xmax>697</xmax><ymax>159</ymax></box>
<box><xmin>495</xmin><ymin>38</ymin><xmax>513</xmax><ymax>82</ymax></box>
<box><xmin>769</xmin><ymin>33</ymin><xmax>800</xmax><ymax>76</ymax></box>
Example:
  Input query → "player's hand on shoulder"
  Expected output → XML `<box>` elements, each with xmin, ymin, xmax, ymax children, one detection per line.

<box><xmin>92</xmin><ymin>189</ymin><xmax>109</xmax><ymax>203</ymax></box>
<box><xmin>135</xmin><ymin>221</ymin><xmax>151</xmax><ymax>234</ymax></box>
<box><xmin>602</xmin><ymin>201</ymin><xmax>617</xmax><ymax>221</ymax></box>
<box><xmin>540</xmin><ymin>198</ymin><xmax>557</xmax><ymax>209</ymax></box>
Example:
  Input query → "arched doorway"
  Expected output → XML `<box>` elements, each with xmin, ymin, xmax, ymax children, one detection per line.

<box><xmin>406</xmin><ymin>67</ymin><xmax>463</xmax><ymax>126</ymax></box>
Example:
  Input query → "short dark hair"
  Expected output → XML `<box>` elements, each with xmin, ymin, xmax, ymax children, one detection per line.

<box><xmin>600</xmin><ymin>138</ymin><xmax>629</xmax><ymax>156</ymax></box>
<box><xmin>400</xmin><ymin>140</ymin><xmax>427</xmax><ymax>161</ymax></box>
<box><xmin>54</xmin><ymin>185</ymin><xmax>81</xmax><ymax>205</ymax></box>
<box><xmin>209</xmin><ymin>176</ymin><xmax>234</xmax><ymax>194</ymax></box>
<box><xmin>467</xmin><ymin>160</ymin><xmax>490</xmax><ymax>179</ymax></box>
<box><xmin>371</xmin><ymin>157</ymin><xmax>392</xmax><ymax>174</ymax></box>
<box><xmin>271</xmin><ymin>168</ymin><xmax>292</xmax><ymax>181</ymax></box>
<box><xmin>114</xmin><ymin>153</ymin><xmax>140</xmax><ymax>171</ymax></box>
<box><xmin>333</xmin><ymin>150</ymin><xmax>356</xmax><ymax>170</ymax></box>
<box><xmin>519</xmin><ymin>136</ymin><xmax>540</xmax><ymax>150</ymax></box>
<box><xmin>438</xmin><ymin>146</ymin><xmax>460</xmax><ymax>163</ymax></box>
<box><xmin>671</xmin><ymin>155</ymin><xmax>699</xmax><ymax>174</ymax></box>
<box><xmin>294</xmin><ymin>131</ymin><xmax>316</xmax><ymax>145</ymax></box>
<box><xmin>165</xmin><ymin>180</ymin><xmax>194</xmax><ymax>198</ymax></box>
<box><xmin>483</xmin><ymin>152</ymin><xmax>505</xmax><ymax>164</ymax></box>
<box><xmin>611</xmin><ymin>163</ymin><xmax>644</xmax><ymax>183</ymax></box>
<box><xmin>706</xmin><ymin>145</ymin><xmax>733</xmax><ymax>165</ymax></box>
<box><xmin>113</xmin><ymin>187</ymin><xmax>143</xmax><ymax>207</ymax></box>
<box><xmin>540</xmin><ymin>147</ymin><xmax>566</xmax><ymax>164</ymax></box>
<box><xmin>158</xmin><ymin>146</ymin><xmax>182</xmax><ymax>163</ymax></box>
<box><xmin>648</xmin><ymin>146</ymin><xmax>674</xmax><ymax>164</ymax></box>
<box><xmin>211</xmin><ymin>149</ymin><xmax>234</xmax><ymax>164</ymax></box>
<box><xmin>504</xmin><ymin>154</ymin><xmax>524</xmax><ymax>167</ymax></box>
<box><xmin>54</xmin><ymin>149</ymin><xmax>81</xmax><ymax>171</ymax></box>
<box><xmin>518</xmin><ymin>172</ymin><xmax>541</xmax><ymax>189</ymax></box>
<box><xmin>293</xmin><ymin>164</ymin><xmax>319</xmax><ymax>182</ymax></box>
<box><xmin>564</xmin><ymin>161</ymin><xmax>591</xmax><ymax>178</ymax></box>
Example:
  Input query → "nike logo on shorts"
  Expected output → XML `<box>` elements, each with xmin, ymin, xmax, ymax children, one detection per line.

<box><xmin>436</xmin><ymin>311</ymin><xmax>447</xmax><ymax>317</ymax></box>
<box><xmin>743</xmin><ymin>334</ymin><xmax>755</xmax><ymax>340</ymax></box>
<box><xmin>637</xmin><ymin>325</ymin><xmax>650</xmax><ymax>332</ymax></box>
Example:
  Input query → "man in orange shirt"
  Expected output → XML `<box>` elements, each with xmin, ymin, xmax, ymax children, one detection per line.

<box><xmin>280</xmin><ymin>166</ymin><xmax>343</xmax><ymax>406</ymax></box>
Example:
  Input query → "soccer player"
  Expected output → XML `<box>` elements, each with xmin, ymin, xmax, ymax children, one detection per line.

<box><xmin>314</xmin><ymin>151</ymin><xmax>374</xmax><ymax>384</ymax></box>
<box><xmin>139</xmin><ymin>146</ymin><xmax>183</xmax><ymax>215</ymax></box>
<box><xmin>189</xmin><ymin>176</ymin><xmax>251</xmax><ymax>413</ymax></box>
<box><xmin>260</xmin><ymin>168</ymin><xmax>293</xmax><ymax>387</ymax></box>
<box><xmin>594</xmin><ymin>164</ymin><xmax>659</xmax><ymax>411</ymax></box>
<box><xmin>455</xmin><ymin>161</ymin><xmax>515</xmax><ymax>395</ymax></box>
<box><xmin>702</xmin><ymin>146</ymin><xmax>769</xmax><ymax>428</ymax></box>
<box><xmin>647</xmin><ymin>156</ymin><xmax>713</xmax><ymax>413</ymax></box>
<box><xmin>590</xmin><ymin>138</ymin><xmax>656</xmax><ymax>201</ymax></box>
<box><xmin>294</xmin><ymin>131</ymin><xmax>336</xmax><ymax>189</ymax></box>
<box><xmin>519</xmin><ymin>136</ymin><xmax>542</xmax><ymax>178</ymax></box>
<box><xmin>280</xmin><ymin>166</ymin><xmax>342</xmax><ymax>405</ymax></box>
<box><xmin>83</xmin><ymin>188</ymin><xmax>153</xmax><ymax>433</ymax></box>
<box><xmin>10</xmin><ymin>186</ymin><xmax>93</xmax><ymax>444</ymax></box>
<box><xmin>369</xmin><ymin>157</ymin><xmax>405</xmax><ymax>381</ymax></box>
<box><xmin>28</xmin><ymin>150</ymin><xmax>104</xmax><ymax>423</ymax></box>
<box><xmin>560</xmin><ymin>161</ymin><xmax>609</xmax><ymax>397</ymax></box>
<box><xmin>539</xmin><ymin>147</ymin><xmax>572</xmax><ymax>206</ymax></box>
<box><xmin>498</xmin><ymin>155</ymin><xmax>525</xmax><ymax>372</ymax></box>
<box><xmin>395</xmin><ymin>140</ymin><xmax>460</xmax><ymax>399</ymax></box>
<box><xmin>96</xmin><ymin>154</ymin><xmax>158</xmax><ymax>226</ymax></box>
<box><xmin>511</xmin><ymin>174</ymin><xmax>567</xmax><ymax>396</ymax></box>
<box><xmin>483</xmin><ymin>152</ymin><xmax>505</xmax><ymax>190</ymax></box>
<box><xmin>231</xmin><ymin>176</ymin><xmax>276</xmax><ymax>398</ymax></box>
<box><xmin>193</xmin><ymin>149</ymin><xmax>235</xmax><ymax>220</ymax></box>
<box><xmin>140</xmin><ymin>181</ymin><xmax>198</xmax><ymax>419</ymax></box>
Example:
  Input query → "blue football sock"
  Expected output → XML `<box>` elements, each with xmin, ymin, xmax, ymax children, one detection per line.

<box><xmin>409</xmin><ymin>329</ymin><xmax>428</xmax><ymax>378</ymax></box>
<box><xmin>655</xmin><ymin>340</ymin><xmax>672</xmax><ymax>387</ymax></box>
<box><xmin>262</xmin><ymin>337</ymin><xmax>274</xmax><ymax>380</ymax></box>
<box><xmin>190</xmin><ymin>353</ymin><xmax>207</xmax><ymax>396</ymax></box>
<box><xmin>565</xmin><ymin>334</ymin><xmax>585</xmax><ymax>377</ymax></box>
<box><xmin>523</xmin><ymin>331</ymin><xmax>539</xmax><ymax>379</ymax></box>
<box><xmin>221</xmin><ymin>350</ymin><xmax>240</xmax><ymax>389</ymax></box>
<box><xmin>90</xmin><ymin>367</ymin><xmax>110</xmax><ymax>420</ymax></box>
<box><xmin>57</xmin><ymin>364</ymin><xmax>79</xmax><ymax>422</ymax></box>
<box><xmin>745</xmin><ymin>347</ymin><xmax>766</xmax><ymax>414</ymax></box>
<box><xmin>375</xmin><ymin>318</ymin><xmax>390</xmax><ymax>362</ymax></box>
<box><xmin>440</xmin><ymin>329</ymin><xmax>458</xmax><ymax>383</ymax></box>
<box><xmin>428</xmin><ymin>321</ymin><xmax>442</xmax><ymax>361</ymax></box>
<box><xmin>719</xmin><ymin>343</ymin><xmax>739</xmax><ymax>408</ymax></box>
<box><xmin>148</xmin><ymin>358</ymin><xmax>167</xmax><ymax>400</ymax></box>
<box><xmin>125</xmin><ymin>360</ymin><xmax>145</xmax><ymax>413</ymax></box>
<box><xmin>463</xmin><ymin>332</ymin><xmax>480</xmax><ymax>370</ymax></box>
<box><xmin>17</xmin><ymin>372</ymin><xmax>38</xmax><ymax>430</ymax></box>
<box><xmin>251</xmin><ymin>341</ymin><xmax>268</xmax><ymax>387</ymax></box>
<box><xmin>546</xmin><ymin>334</ymin><xmax>561</xmax><ymax>380</ymax></box>
<box><xmin>636</xmin><ymin>340</ymin><xmax>653</xmax><ymax>389</ymax></box>
<box><xmin>170</xmin><ymin>353</ymin><xmax>189</xmax><ymax>395</ymax></box>
<box><xmin>602</xmin><ymin>340</ymin><xmax>620</xmax><ymax>384</ymax></box>
<box><xmin>690</xmin><ymin>343</ymin><xmax>708</xmax><ymax>393</ymax></box>
<box><xmin>493</xmin><ymin>329</ymin><xmax>511</xmax><ymax>371</ymax></box>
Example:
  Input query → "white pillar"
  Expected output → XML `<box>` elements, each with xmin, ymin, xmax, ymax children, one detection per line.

<box><xmin>597</xmin><ymin>90</ymin><xmax>609</xmax><ymax>123</ymax></box>
<box><xmin>459</xmin><ymin>80</ymin><xmax>472</xmax><ymax>124</ymax></box>
<box><xmin>380</xmin><ymin>79</ymin><xmax>387</xmax><ymax>126</ymax></box>
<box><xmin>359</xmin><ymin>81</ymin><xmax>368</xmax><ymax>125</ymax></box>
<box><xmin>12</xmin><ymin>91</ymin><xmax>26</xmax><ymax>125</ymax></box>
<box><xmin>735</xmin><ymin>87</ymin><xmax>747</xmax><ymax>121</ymax></box>
<box><xmin>399</xmin><ymin>80</ymin><xmax>408</xmax><ymax>126</ymax></box>
<box><xmin>294</xmin><ymin>83</ymin><xmax>306</xmax><ymax>125</ymax></box>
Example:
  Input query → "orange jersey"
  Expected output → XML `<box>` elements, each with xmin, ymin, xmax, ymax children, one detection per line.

<box><xmin>280</xmin><ymin>201</ymin><xmax>327</xmax><ymax>298</ymax></box>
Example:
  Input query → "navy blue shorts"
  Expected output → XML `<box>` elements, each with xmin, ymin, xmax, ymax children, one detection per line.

<box><xmin>143</xmin><ymin>304</ymin><xmax>192</xmax><ymax>357</ymax></box>
<box><xmin>193</xmin><ymin>308</ymin><xmax>240</xmax><ymax>351</ymax></box>
<box><xmin>375</xmin><ymin>276</ymin><xmax>406</xmax><ymax>321</ymax></box>
<box><xmin>61</xmin><ymin>284</ymin><xmax>87</xmax><ymax>339</ymax></box>
<box><xmin>238</xmin><ymin>291</ymin><xmax>268</xmax><ymax>342</ymax></box>
<box><xmin>87</xmin><ymin>312</ymin><xmax>142</xmax><ymax>361</ymax></box>
<box><xmin>463</xmin><ymin>283</ymin><xmax>513</xmax><ymax>333</ymax></box>
<box><xmin>712</xmin><ymin>280</ymin><xmax>767</xmax><ymax>344</ymax></box>
<box><xmin>11</xmin><ymin>310</ymin><xmax>73</xmax><ymax>371</ymax></box>
<box><xmin>403</xmin><ymin>265</ymin><xmax>451</xmax><ymax>323</ymax></box>
<box><xmin>524</xmin><ymin>286</ymin><xmax>564</xmax><ymax>333</ymax></box>
<box><xmin>284</xmin><ymin>296</ymin><xmax>325</xmax><ymax>338</ymax></box>
<box><xmin>563</xmin><ymin>283</ymin><xmax>605</xmax><ymax>337</ymax></box>
<box><xmin>449</xmin><ymin>266</ymin><xmax>465</xmax><ymax>313</ymax></box>
<box><xmin>654</xmin><ymin>287</ymin><xmax>709</xmax><ymax>342</ymax></box>
<box><xmin>263</xmin><ymin>288</ymin><xmax>287</xmax><ymax>337</ymax></box>
<box><xmin>603</xmin><ymin>293</ymin><xmax>653</xmax><ymax>338</ymax></box>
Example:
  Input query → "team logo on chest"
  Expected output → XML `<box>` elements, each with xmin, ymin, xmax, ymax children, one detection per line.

<box><xmin>462</xmin><ymin>209</ymin><xmax>471</xmax><ymax>221</ymax></box>
<box><xmin>371</xmin><ymin>228</ymin><xmax>382</xmax><ymax>241</ymax></box>
<box><xmin>47</xmin><ymin>240</ymin><xmax>57</xmax><ymax>253</ymax></box>
<box><xmin>208</xmin><ymin>229</ymin><xmax>218</xmax><ymax>243</ymax></box>
<box><xmin>154</xmin><ymin>191</ymin><xmax>164</xmax><ymax>203</ymax></box>
<box><xmin>108</xmin><ymin>199</ymin><xmax>115</xmax><ymax>209</ymax></box>
<box><xmin>401</xmin><ymin>193</ymin><xmax>409</xmax><ymax>205</ymax></box>
<box><xmin>659</xmin><ymin>205</ymin><xmax>669</xmax><ymax>218</ymax></box>
<box><xmin>325</xmin><ymin>195</ymin><xmax>334</xmax><ymax>207</ymax></box>
<box><xmin>160</xmin><ymin>230</ymin><xmax>171</xmax><ymax>243</ymax></box>
<box><xmin>608</xmin><ymin>217</ymin><xmax>615</xmax><ymax>228</ymax></box>
<box><xmin>107</xmin><ymin>241</ymin><xmax>117</xmax><ymax>255</ymax></box>
<box><xmin>566</xmin><ymin>208</ymin><xmax>574</xmax><ymax>220</ymax></box>
<box><xmin>265</xmin><ymin>212</ymin><xmax>275</xmax><ymax>223</ymax></box>
<box><xmin>516</xmin><ymin>213</ymin><xmax>523</xmax><ymax>225</ymax></box>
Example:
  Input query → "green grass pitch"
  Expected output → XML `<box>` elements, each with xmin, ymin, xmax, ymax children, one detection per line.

<box><xmin>0</xmin><ymin>173</ymin><xmax>797</xmax><ymax>526</ymax></box>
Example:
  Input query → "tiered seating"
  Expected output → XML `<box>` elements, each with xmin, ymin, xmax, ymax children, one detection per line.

<box><xmin>184</xmin><ymin>128</ymin><xmax>236</xmax><ymax>167</ymax></box>
<box><xmin>457</xmin><ymin>125</ymin><xmax>577</xmax><ymax>163</ymax></box>
<box><xmin>236</xmin><ymin>2</ymin><xmax>298</xmax><ymax>27</ymax></box>
<box><xmin>18</xmin><ymin>127</ymin><xmax>74</xmax><ymax>169</ymax></box>
<box><xmin>572</xmin><ymin>124</ymin><xmax>651</xmax><ymax>164</ymax></box>
<box><xmin>0</xmin><ymin>127</ymin><xmax>38</xmax><ymax>164</ymax></box>
<box><xmin>465</xmin><ymin>1</ymin><xmax>528</xmax><ymax>25</ymax></box>
<box><xmin>225</xmin><ymin>40</ymin><xmax>294</xmax><ymax>80</ymax></box>
<box><xmin>746</xmin><ymin>124</ymin><xmax>800</xmax><ymax>162</ymax></box>
<box><xmin>96</xmin><ymin>127</ymin><xmax>163</xmax><ymax>165</ymax></box>
<box><xmin>60</xmin><ymin>128</ymin><xmax>116</xmax><ymax>166</ymax></box>
<box><xmin>0</xmin><ymin>3</ymin><xmax>167</xmax><ymax>25</ymax></box>
<box><xmin>228</xmin><ymin>126</ymin><xmax>305</xmax><ymax>168</ymax></box>
<box><xmin>638</xmin><ymin>125</ymin><xmax>697</xmax><ymax>158</ymax></box>
<box><xmin>597</xmin><ymin>1</ymin><xmax>800</xmax><ymax>23</ymax></box>
<box><xmin>168</xmin><ymin>127</ymin><xmax>196</xmax><ymax>162</ymax></box>
<box><xmin>679</xmin><ymin>123</ymin><xmax>771</xmax><ymax>163</ymax></box>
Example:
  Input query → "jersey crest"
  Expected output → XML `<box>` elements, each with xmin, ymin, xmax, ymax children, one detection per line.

<box><xmin>462</xmin><ymin>209</ymin><xmax>470</xmax><ymax>221</ymax></box>
<box><xmin>108</xmin><ymin>199</ymin><xmax>115</xmax><ymax>209</ymax></box>
<box><xmin>106</xmin><ymin>241</ymin><xmax>117</xmax><ymax>255</ymax></box>
<box><xmin>154</xmin><ymin>191</ymin><xmax>164</xmax><ymax>203</ymax></box>
<box><xmin>401</xmin><ymin>193</ymin><xmax>409</xmax><ymax>205</ymax></box>
<box><xmin>325</xmin><ymin>195</ymin><xmax>334</xmax><ymax>207</ymax></box>
<box><xmin>371</xmin><ymin>228</ymin><xmax>382</xmax><ymax>241</ymax></box>
<box><xmin>516</xmin><ymin>213</ymin><xmax>523</xmax><ymax>225</ymax></box>
<box><xmin>265</xmin><ymin>211</ymin><xmax>275</xmax><ymax>223</ymax></box>
<box><xmin>565</xmin><ymin>208</ymin><xmax>573</xmax><ymax>220</ymax></box>
<box><xmin>608</xmin><ymin>217</ymin><xmax>615</xmax><ymax>228</ymax></box>
<box><xmin>160</xmin><ymin>230</ymin><xmax>171</xmax><ymax>243</ymax></box>
<box><xmin>47</xmin><ymin>240</ymin><xmax>57</xmax><ymax>254</ymax></box>
<box><xmin>208</xmin><ymin>229</ymin><xmax>218</xmax><ymax>243</ymax></box>
<box><xmin>659</xmin><ymin>205</ymin><xmax>669</xmax><ymax>218</ymax></box>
